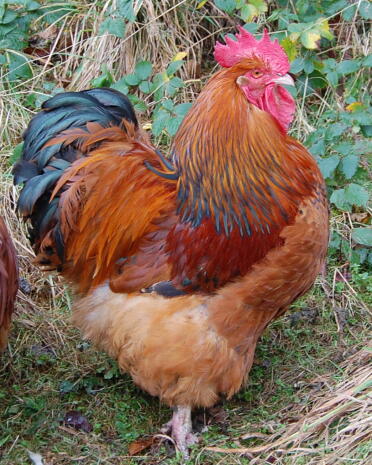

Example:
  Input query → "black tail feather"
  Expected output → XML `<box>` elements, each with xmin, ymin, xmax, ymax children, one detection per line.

<box><xmin>13</xmin><ymin>87</ymin><xmax>137</xmax><ymax>259</ymax></box>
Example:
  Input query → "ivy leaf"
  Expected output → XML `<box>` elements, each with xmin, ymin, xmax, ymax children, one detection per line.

<box><xmin>351</xmin><ymin>228</ymin><xmax>372</xmax><ymax>247</ymax></box>
<box><xmin>134</xmin><ymin>61</ymin><xmax>152</xmax><ymax>81</ymax></box>
<box><xmin>341</xmin><ymin>155</ymin><xmax>359</xmax><ymax>179</ymax></box>
<box><xmin>300</xmin><ymin>30</ymin><xmax>321</xmax><ymax>49</ymax></box>
<box><xmin>336</xmin><ymin>60</ymin><xmax>360</xmax><ymax>75</ymax></box>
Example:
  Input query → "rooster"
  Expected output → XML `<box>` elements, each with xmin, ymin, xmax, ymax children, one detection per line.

<box><xmin>13</xmin><ymin>29</ymin><xmax>328</xmax><ymax>455</ymax></box>
<box><xmin>0</xmin><ymin>217</ymin><xmax>18</xmax><ymax>352</ymax></box>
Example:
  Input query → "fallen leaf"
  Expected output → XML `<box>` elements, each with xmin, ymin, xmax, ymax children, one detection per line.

<box><xmin>173</xmin><ymin>52</ymin><xmax>187</xmax><ymax>61</ymax></box>
<box><xmin>128</xmin><ymin>436</ymin><xmax>156</xmax><ymax>455</ymax></box>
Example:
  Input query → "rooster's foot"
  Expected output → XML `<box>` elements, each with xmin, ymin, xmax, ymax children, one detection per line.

<box><xmin>161</xmin><ymin>405</ymin><xmax>198</xmax><ymax>459</ymax></box>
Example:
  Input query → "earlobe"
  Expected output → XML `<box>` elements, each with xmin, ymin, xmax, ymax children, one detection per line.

<box><xmin>236</xmin><ymin>76</ymin><xmax>249</xmax><ymax>87</ymax></box>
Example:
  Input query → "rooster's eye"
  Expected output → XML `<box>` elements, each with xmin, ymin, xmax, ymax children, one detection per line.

<box><xmin>252</xmin><ymin>70</ymin><xmax>263</xmax><ymax>78</ymax></box>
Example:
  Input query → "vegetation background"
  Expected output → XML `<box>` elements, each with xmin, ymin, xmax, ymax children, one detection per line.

<box><xmin>0</xmin><ymin>0</ymin><xmax>371</xmax><ymax>464</ymax></box>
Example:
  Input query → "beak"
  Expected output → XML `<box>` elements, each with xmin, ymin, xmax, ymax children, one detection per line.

<box><xmin>273</xmin><ymin>74</ymin><xmax>295</xmax><ymax>87</ymax></box>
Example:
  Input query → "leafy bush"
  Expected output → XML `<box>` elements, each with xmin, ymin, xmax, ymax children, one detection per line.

<box><xmin>0</xmin><ymin>0</ymin><xmax>76</xmax><ymax>81</ymax></box>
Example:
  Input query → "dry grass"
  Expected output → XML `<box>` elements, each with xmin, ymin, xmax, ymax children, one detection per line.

<box><xmin>206</xmin><ymin>345</ymin><xmax>371</xmax><ymax>464</ymax></box>
<box><xmin>0</xmin><ymin>1</ymin><xmax>371</xmax><ymax>464</ymax></box>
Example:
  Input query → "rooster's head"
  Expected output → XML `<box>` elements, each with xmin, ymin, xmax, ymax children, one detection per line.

<box><xmin>214</xmin><ymin>28</ymin><xmax>295</xmax><ymax>131</ymax></box>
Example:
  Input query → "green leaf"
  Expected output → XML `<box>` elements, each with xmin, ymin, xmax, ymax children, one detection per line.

<box><xmin>361</xmin><ymin>125</ymin><xmax>372</xmax><ymax>138</ymax></box>
<box><xmin>25</xmin><ymin>1</ymin><xmax>41</xmax><ymax>12</ymax></box>
<box><xmin>99</xmin><ymin>17</ymin><xmax>125</xmax><ymax>38</ymax></box>
<box><xmin>351</xmin><ymin>228</ymin><xmax>372</xmax><ymax>247</ymax></box>
<box><xmin>334</xmin><ymin>142</ymin><xmax>354</xmax><ymax>156</ymax></box>
<box><xmin>318</xmin><ymin>155</ymin><xmax>339</xmax><ymax>178</ymax></box>
<box><xmin>215</xmin><ymin>0</ymin><xmax>237</xmax><ymax>14</ymax></box>
<box><xmin>342</xmin><ymin>4</ymin><xmax>357</xmax><ymax>21</ymax></box>
<box><xmin>133</xmin><ymin>100</ymin><xmax>147</xmax><ymax>113</ymax></box>
<box><xmin>166</xmin><ymin>60</ymin><xmax>184</xmax><ymax>76</ymax></box>
<box><xmin>326</xmin><ymin>70</ymin><xmax>339</xmax><ymax>87</ymax></box>
<box><xmin>290</xmin><ymin>57</ymin><xmax>304</xmax><ymax>74</ymax></box>
<box><xmin>336</xmin><ymin>60</ymin><xmax>360</xmax><ymax>75</ymax></box>
<box><xmin>300</xmin><ymin>30</ymin><xmax>321</xmax><ymax>49</ymax></box>
<box><xmin>162</xmin><ymin>100</ymin><xmax>174</xmax><ymax>111</ymax></box>
<box><xmin>360</xmin><ymin>1</ymin><xmax>372</xmax><ymax>20</ymax></box>
<box><xmin>308</xmin><ymin>139</ymin><xmax>325</xmax><ymax>156</ymax></box>
<box><xmin>341</xmin><ymin>155</ymin><xmax>359</xmax><ymax>179</ymax></box>
<box><xmin>124</xmin><ymin>73</ymin><xmax>141</xmax><ymax>86</ymax></box>
<box><xmin>117</xmin><ymin>0</ymin><xmax>137</xmax><ymax>22</ymax></box>
<box><xmin>138</xmin><ymin>80</ymin><xmax>152</xmax><ymax>94</ymax></box>
<box><xmin>174</xmin><ymin>103</ymin><xmax>192</xmax><ymax>118</ymax></box>
<box><xmin>134</xmin><ymin>61</ymin><xmax>152</xmax><ymax>80</ymax></box>
<box><xmin>91</xmin><ymin>71</ymin><xmax>113</xmax><ymax>88</ymax></box>
<box><xmin>362</xmin><ymin>55</ymin><xmax>372</xmax><ymax>67</ymax></box>
<box><xmin>7</xmin><ymin>51</ymin><xmax>32</xmax><ymax>81</ymax></box>
<box><xmin>344</xmin><ymin>183</ymin><xmax>369</xmax><ymax>208</ymax></box>
<box><xmin>165</xmin><ymin>117</ymin><xmax>184</xmax><ymax>136</ymax></box>
<box><xmin>326</xmin><ymin>122</ymin><xmax>348</xmax><ymax>139</ymax></box>
<box><xmin>110</xmin><ymin>77</ymin><xmax>129</xmax><ymax>94</ymax></box>
<box><xmin>152</xmin><ymin>110</ymin><xmax>170</xmax><ymax>136</ymax></box>
<box><xmin>280</xmin><ymin>37</ymin><xmax>297</xmax><ymax>61</ymax></box>
<box><xmin>165</xmin><ymin>76</ymin><xmax>184</xmax><ymax>97</ymax></box>
<box><xmin>1</xmin><ymin>9</ymin><xmax>17</xmax><ymax>24</ymax></box>
<box><xmin>240</xmin><ymin>4</ymin><xmax>257</xmax><ymax>21</ymax></box>
<box><xmin>303</xmin><ymin>59</ymin><xmax>314</xmax><ymax>74</ymax></box>
<box><xmin>249</xmin><ymin>0</ymin><xmax>267</xmax><ymax>13</ymax></box>
<box><xmin>9</xmin><ymin>142</ymin><xmax>24</xmax><ymax>165</ymax></box>
<box><xmin>330</xmin><ymin>189</ymin><xmax>349</xmax><ymax>211</ymax></box>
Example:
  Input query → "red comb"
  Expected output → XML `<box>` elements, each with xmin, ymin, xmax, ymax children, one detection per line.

<box><xmin>214</xmin><ymin>28</ymin><xmax>290</xmax><ymax>75</ymax></box>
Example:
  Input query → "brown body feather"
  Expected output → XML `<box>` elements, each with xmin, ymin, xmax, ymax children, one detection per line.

<box><xmin>0</xmin><ymin>217</ymin><xmax>18</xmax><ymax>351</ymax></box>
<box><xmin>21</xmin><ymin>57</ymin><xmax>328</xmax><ymax>409</ymax></box>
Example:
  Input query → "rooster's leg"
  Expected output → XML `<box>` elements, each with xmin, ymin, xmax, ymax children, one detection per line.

<box><xmin>161</xmin><ymin>405</ymin><xmax>197</xmax><ymax>457</ymax></box>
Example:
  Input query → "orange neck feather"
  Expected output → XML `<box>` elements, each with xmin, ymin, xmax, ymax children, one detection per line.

<box><xmin>171</xmin><ymin>66</ymin><xmax>319</xmax><ymax>237</ymax></box>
